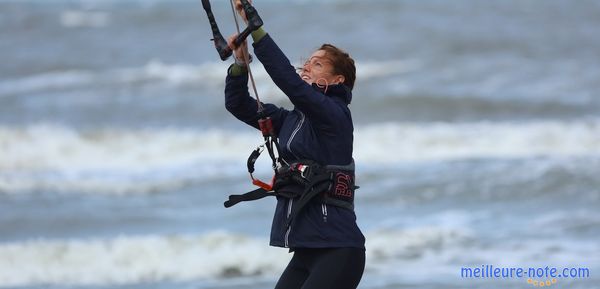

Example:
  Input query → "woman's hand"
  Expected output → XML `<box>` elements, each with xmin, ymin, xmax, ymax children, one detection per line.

<box><xmin>228</xmin><ymin>34</ymin><xmax>250</xmax><ymax>65</ymax></box>
<box><xmin>234</xmin><ymin>0</ymin><xmax>252</xmax><ymax>23</ymax></box>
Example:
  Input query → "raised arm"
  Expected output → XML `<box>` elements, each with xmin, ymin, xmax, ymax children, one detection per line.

<box><xmin>250</xmin><ymin>29</ymin><xmax>347</xmax><ymax>127</ymax></box>
<box><xmin>224</xmin><ymin>64</ymin><xmax>288</xmax><ymax>134</ymax></box>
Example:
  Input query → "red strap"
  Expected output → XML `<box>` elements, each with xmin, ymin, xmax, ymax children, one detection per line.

<box><xmin>251</xmin><ymin>174</ymin><xmax>275</xmax><ymax>191</ymax></box>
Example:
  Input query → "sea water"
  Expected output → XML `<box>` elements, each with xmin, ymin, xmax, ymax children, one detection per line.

<box><xmin>1</xmin><ymin>0</ymin><xmax>599</xmax><ymax>288</ymax></box>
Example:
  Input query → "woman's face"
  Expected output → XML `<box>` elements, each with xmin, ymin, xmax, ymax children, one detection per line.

<box><xmin>300</xmin><ymin>50</ymin><xmax>344</xmax><ymax>86</ymax></box>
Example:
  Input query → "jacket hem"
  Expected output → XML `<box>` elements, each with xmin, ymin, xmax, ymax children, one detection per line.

<box><xmin>269</xmin><ymin>241</ymin><xmax>365</xmax><ymax>250</ymax></box>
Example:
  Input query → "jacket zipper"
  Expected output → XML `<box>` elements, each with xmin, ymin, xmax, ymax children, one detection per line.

<box><xmin>284</xmin><ymin>111</ymin><xmax>305</xmax><ymax>248</ymax></box>
<box><xmin>284</xmin><ymin>198</ymin><xmax>294</xmax><ymax>248</ymax></box>
<box><xmin>286</xmin><ymin>110</ymin><xmax>305</xmax><ymax>160</ymax></box>
<box><xmin>283</xmin><ymin>110</ymin><xmax>306</xmax><ymax>248</ymax></box>
<box><xmin>321</xmin><ymin>203</ymin><xmax>328</xmax><ymax>222</ymax></box>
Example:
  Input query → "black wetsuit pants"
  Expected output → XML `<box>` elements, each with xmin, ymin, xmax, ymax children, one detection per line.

<box><xmin>274</xmin><ymin>247</ymin><xmax>365</xmax><ymax>289</ymax></box>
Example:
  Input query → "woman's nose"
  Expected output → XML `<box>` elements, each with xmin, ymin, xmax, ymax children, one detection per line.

<box><xmin>303</xmin><ymin>63</ymin><xmax>311</xmax><ymax>72</ymax></box>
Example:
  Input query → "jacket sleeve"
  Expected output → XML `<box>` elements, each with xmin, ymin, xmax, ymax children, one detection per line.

<box><xmin>224</xmin><ymin>64</ymin><xmax>288</xmax><ymax>134</ymax></box>
<box><xmin>252</xmin><ymin>34</ymin><xmax>346</xmax><ymax>127</ymax></box>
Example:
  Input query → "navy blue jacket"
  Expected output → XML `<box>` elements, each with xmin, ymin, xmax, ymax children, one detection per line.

<box><xmin>224</xmin><ymin>34</ymin><xmax>365</xmax><ymax>249</ymax></box>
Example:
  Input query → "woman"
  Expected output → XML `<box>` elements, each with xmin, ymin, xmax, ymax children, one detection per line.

<box><xmin>224</xmin><ymin>2</ymin><xmax>365</xmax><ymax>288</ymax></box>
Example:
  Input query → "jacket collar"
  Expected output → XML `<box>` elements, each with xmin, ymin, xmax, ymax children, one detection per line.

<box><xmin>311</xmin><ymin>83</ymin><xmax>353</xmax><ymax>105</ymax></box>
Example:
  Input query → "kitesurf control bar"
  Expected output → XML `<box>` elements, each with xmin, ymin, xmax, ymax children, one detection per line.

<box><xmin>201</xmin><ymin>0</ymin><xmax>230</xmax><ymax>60</ymax></box>
<box><xmin>200</xmin><ymin>0</ymin><xmax>278</xmax><ymax>194</ymax></box>
<box><xmin>201</xmin><ymin>0</ymin><xmax>263</xmax><ymax>61</ymax></box>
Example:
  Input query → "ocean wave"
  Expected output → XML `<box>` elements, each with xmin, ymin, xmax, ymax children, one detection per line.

<box><xmin>0</xmin><ymin>231</ymin><xmax>288</xmax><ymax>287</ymax></box>
<box><xmin>0</xmin><ymin>59</ymin><xmax>421</xmax><ymax>98</ymax></box>
<box><xmin>353</xmin><ymin>93</ymin><xmax>594</xmax><ymax>123</ymax></box>
<box><xmin>355</xmin><ymin>119</ymin><xmax>600</xmax><ymax>162</ymax></box>
<box><xmin>0</xmin><ymin>211</ymin><xmax>595</xmax><ymax>287</ymax></box>
<box><xmin>0</xmin><ymin>124</ymin><xmax>256</xmax><ymax>194</ymax></box>
<box><xmin>0</xmin><ymin>227</ymin><xmax>471</xmax><ymax>287</ymax></box>
<box><xmin>1</xmin><ymin>120</ymin><xmax>599</xmax><ymax>194</ymax></box>
<box><xmin>0</xmin><ymin>61</ymin><xmax>229</xmax><ymax>97</ymax></box>
<box><xmin>60</xmin><ymin>10</ymin><xmax>110</xmax><ymax>28</ymax></box>
<box><xmin>358</xmin><ymin>59</ymin><xmax>423</xmax><ymax>79</ymax></box>
<box><xmin>356</xmin><ymin>55</ymin><xmax>598</xmax><ymax>107</ymax></box>
<box><xmin>2</xmin><ymin>55</ymin><xmax>596</xmax><ymax>113</ymax></box>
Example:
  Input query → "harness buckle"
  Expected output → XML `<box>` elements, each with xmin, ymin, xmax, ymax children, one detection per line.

<box><xmin>297</xmin><ymin>164</ymin><xmax>309</xmax><ymax>179</ymax></box>
<box><xmin>247</xmin><ymin>143</ymin><xmax>277</xmax><ymax>191</ymax></box>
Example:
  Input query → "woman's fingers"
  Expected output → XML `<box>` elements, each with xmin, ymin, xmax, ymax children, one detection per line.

<box><xmin>227</xmin><ymin>34</ymin><xmax>238</xmax><ymax>50</ymax></box>
<box><xmin>228</xmin><ymin>33</ymin><xmax>248</xmax><ymax>61</ymax></box>
<box><xmin>234</xmin><ymin>0</ymin><xmax>251</xmax><ymax>23</ymax></box>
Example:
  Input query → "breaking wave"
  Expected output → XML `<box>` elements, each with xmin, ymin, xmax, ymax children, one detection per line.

<box><xmin>0</xmin><ymin>227</ymin><xmax>472</xmax><ymax>287</ymax></box>
<box><xmin>1</xmin><ymin>119</ymin><xmax>600</xmax><ymax>194</ymax></box>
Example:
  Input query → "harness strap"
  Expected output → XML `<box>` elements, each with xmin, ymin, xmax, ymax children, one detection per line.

<box><xmin>224</xmin><ymin>187</ymin><xmax>273</xmax><ymax>208</ymax></box>
<box><xmin>323</xmin><ymin>196</ymin><xmax>354</xmax><ymax>211</ymax></box>
<box><xmin>285</xmin><ymin>174</ymin><xmax>332</xmax><ymax>228</ymax></box>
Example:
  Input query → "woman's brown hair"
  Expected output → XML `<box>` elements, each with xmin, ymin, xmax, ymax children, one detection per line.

<box><xmin>319</xmin><ymin>44</ymin><xmax>356</xmax><ymax>90</ymax></box>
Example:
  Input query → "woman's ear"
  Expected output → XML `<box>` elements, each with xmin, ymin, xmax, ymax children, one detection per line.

<box><xmin>334</xmin><ymin>75</ymin><xmax>345</xmax><ymax>85</ymax></box>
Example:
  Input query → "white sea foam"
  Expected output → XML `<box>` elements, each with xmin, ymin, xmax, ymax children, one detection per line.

<box><xmin>0</xmin><ymin>70</ymin><xmax>97</xmax><ymax>96</ymax></box>
<box><xmin>366</xmin><ymin>226</ymin><xmax>473</xmax><ymax>261</ymax></box>
<box><xmin>0</xmin><ymin>124</ymin><xmax>257</xmax><ymax>194</ymax></box>
<box><xmin>1</xmin><ymin>119</ymin><xmax>599</xmax><ymax>194</ymax></box>
<box><xmin>358</xmin><ymin>59</ymin><xmax>423</xmax><ymax>79</ymax></box>
<box><xmin>354</xmin><ymin>119</ymin><xmax>600</xmax><ymax>163</ymax></box>
<box><xmin>1</xmin><ymin>56</ymin><xmax>593</xmax><ymax>109</ymax></box>
<box><xmin>60</xmin><ymin>10</ymin><xmax>111</xmax><ymax>28</ymax></box>
<box><xmin>0</xmin><ymin>61</ymin><xmax>229</xmax><ymax>97</ymax></box>
<box><xmin>0</xmin><ymin>227</ymin><xmax>472</xmax><ymax>287</ymax></box>
<box><xmin>0</xmin><ymin>59</ymin><xmax>417</xmax><ymax>98</ymax></box>
<box><xmin>0</xmin><ymin>232</ymin><xmax>289</xmax><ymax>287</ymax></box>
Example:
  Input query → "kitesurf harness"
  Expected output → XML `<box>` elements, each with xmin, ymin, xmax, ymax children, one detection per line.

<box><xmin>225</xmin><ymin>158</ymin><xmax>358</xmax><ymax>227</ymax></box>
<box><xmin>201</xmin><ymin>0</ymin><xmax>357</xmax><ymax>225</ymax></box>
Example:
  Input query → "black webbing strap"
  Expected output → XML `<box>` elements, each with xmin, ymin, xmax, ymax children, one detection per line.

<box><xmin>285</xmin><ymin>174</ymin><xmax>332</xmax><ymax>228</ymax></box>
<box><xmin>224</xmin><ymin>188</ymin><xmax>273</xmax><ymax>208</ymax></box>
<box><xmin>323</xmin><ymin>196</ymin><xmax>354</xmax><ymax>211</ymax></box>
